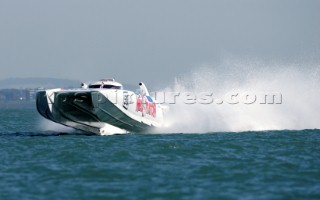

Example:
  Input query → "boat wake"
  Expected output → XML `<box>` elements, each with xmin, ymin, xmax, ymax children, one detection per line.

<box><xmin>159</xmin><ymin>59</ymin><xmax>320</xmax><ymax>133</ymax></box>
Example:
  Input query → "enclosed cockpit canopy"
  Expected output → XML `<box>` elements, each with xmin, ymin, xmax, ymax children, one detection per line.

<box><xmin>88</xmin><ymin>78</ymin><xmax>123</xmax><ymax>89</ymax></box>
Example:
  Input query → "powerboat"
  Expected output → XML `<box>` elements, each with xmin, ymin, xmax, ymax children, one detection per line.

<box><xmin>36</xmin><ymin>78</ymin><xmax>165</xmax><ymax>135</ymax></box>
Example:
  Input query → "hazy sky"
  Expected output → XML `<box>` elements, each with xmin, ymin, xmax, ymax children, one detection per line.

<box><xmin>0</xmin><ymin>0</ymin><xmax>319</xmax><ymax>86</ymax></box>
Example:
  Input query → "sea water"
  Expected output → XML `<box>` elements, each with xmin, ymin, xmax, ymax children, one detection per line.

<box><xmin>0</xmin><ymin>108</ymin><xmax>319</xmax><ymax>199</ymax></box>
<box><xmin>1</xmin><ymin>61</ymin><xmax>320</xmax><ymax>199</ymax></box>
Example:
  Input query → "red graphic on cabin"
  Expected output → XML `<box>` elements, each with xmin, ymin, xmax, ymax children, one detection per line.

<box><xmin>136</xmin><ymin>95</ymin><xmax>156</xmax><ymax>117</ymax></box>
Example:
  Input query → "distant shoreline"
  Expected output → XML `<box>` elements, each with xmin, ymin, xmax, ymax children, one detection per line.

<box><xmin>0</xmin><ymin>101</ymin><xmax>35</xmax><ymax>109</ymax></box>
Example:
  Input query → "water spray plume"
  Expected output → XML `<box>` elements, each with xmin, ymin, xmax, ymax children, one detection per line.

<box><xmin>160</xmin><ymin>60</ymin><xmax>320</xmax><ymax>133</ymax></box>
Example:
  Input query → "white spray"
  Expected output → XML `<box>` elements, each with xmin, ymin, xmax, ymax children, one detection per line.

<box><xmin>159</xmin><ymin>59</ymin><xmax>320</xmax><ymax>133</ymax></box>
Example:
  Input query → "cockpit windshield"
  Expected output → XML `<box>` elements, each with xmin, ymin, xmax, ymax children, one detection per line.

<box><xmin>88</xmin><ymin>84</ymin><xmax>122</xmax><ymax>89</ymax></box>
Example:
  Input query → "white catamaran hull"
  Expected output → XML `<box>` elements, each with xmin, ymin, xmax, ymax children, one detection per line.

<box><xmin>36</xmin><ymin>86</ymin><xmax>164</xmax><ymax>135</ymax></box>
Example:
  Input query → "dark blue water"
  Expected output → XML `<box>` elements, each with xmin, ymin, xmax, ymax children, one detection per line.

<box><xmin>0</xmin><ymin>108</ymin><xmax>319</xmax><ymax>199</ymax></box>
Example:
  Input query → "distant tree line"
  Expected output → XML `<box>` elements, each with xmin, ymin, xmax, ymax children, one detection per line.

<box><xmin>0</xmin><ymin>88</ymin><xmax>38</xmax><ymax>101</ymax></box>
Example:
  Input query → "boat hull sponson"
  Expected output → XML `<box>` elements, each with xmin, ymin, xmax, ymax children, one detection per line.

<box><xmin>36</xmin><ymin>89</ymin><xmax>164</xmax><ymax>134</ymax></box>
